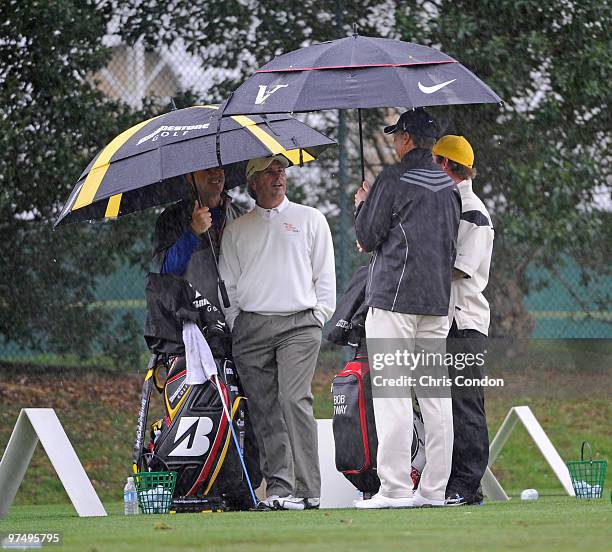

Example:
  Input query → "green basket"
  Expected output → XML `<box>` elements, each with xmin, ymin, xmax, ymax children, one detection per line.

<box><xmin>134</xmin><ymin>471</ymin><xmax>177</xmax><ymax>514</ymax></box>
<box><xmin>566</xmin><ymin>442</ymin><xmax>607</xmax><ymax>499</ymax></box>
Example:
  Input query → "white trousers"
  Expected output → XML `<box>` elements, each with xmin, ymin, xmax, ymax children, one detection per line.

<box><xmin>366</xmin><ymin>308</ymin><xmax>453</xmax><ymax>500</ymax></box>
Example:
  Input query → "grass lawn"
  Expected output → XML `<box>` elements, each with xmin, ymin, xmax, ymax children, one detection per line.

<box><xmin>0</xmin><ymin>343</ymin><xmax>610</xmax><ymax>505</ymax></box>
<box><xmin>0</xmin><ymin>341</ymin><xmax>610</xmax><ymax>550</ymax></box>
<box><xmin>0</xmin><ymin>497</ymin><xmax>610</xmax><ymax>552</ymax></box>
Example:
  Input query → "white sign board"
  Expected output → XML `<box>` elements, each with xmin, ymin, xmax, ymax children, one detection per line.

<box><xmin>318</xmin><ymin>419</ymin><xmax>361</xmax><ymax>508</ymax></box>
<box><xmin>482</xmin><ymin>405</ymin><xmax>575</xmax><ymax>501</ymax></box>
<box><xmin>0</xmin><ymin>408</ymin><xmax>107</xmax><ymax>518</ymax></box>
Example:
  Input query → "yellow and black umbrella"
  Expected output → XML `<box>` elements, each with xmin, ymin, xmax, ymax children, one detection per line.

<box><xmin>55</xmin><ymin>105</ymin><xmax>336</xmax><ymax>226</ymax></box>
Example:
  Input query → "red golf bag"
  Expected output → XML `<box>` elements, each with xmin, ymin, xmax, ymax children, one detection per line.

<box><xmin>331</xmin><ymin>348</ymin><xmax>426</xmax><ymax>496</ymax></box>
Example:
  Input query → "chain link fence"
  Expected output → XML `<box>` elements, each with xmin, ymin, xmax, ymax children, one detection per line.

<box><xmin>1</xmin><ymin>40</ymin><xmax>610</xmax><ymax>367</ymax></box>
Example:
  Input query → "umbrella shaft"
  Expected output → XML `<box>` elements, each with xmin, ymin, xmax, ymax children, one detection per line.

<box><xmin>358</xmin><ymin>109</ymin><xmax>365</xmax><ymax>183</ymax></box>
<box><xmin>188</xmin><ymin>173</ymin><xmax>230</xmax><ymax>309</ymax></box>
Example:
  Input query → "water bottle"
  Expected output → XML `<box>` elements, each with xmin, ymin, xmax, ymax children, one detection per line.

<box><xmin>124</xmin><ymin>476</ymin><xmax>139</xmax><ymax>515</ymax></box>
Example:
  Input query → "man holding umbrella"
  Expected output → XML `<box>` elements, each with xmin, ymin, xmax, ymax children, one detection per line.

<box><xmin>219</xmin><ymin>155</ymin><xmax>336</xmax><ymax>510</ymax></box>
<box><xmin>152</xmin><ymin>166</ymin><xmax>246</xmax><ymax>308</ymax></box>
<box><xmin>354</xmin><ymin>109</ymin><xmax>461</xmax><ymax>508</ymax></box>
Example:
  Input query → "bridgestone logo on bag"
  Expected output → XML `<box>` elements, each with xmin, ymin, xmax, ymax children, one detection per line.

<box><xmin>169</xmin><ymin>416</ymin><xmax>214</xmax><ymax>457</ymax></box>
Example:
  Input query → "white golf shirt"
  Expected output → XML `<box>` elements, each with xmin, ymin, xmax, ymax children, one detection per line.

<box><xmin>450</xmin><ymin>179</ymin><xmax>494</xmax><ymax>335</ymax></box>
<box><xmin>219</xmin><ymin>197</ymin><xmax>336</xmax><ymax>331</ymax></box>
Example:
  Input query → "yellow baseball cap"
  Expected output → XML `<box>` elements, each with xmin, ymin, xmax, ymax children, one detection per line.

<box><xmin>432</xmin><ymin>135</ymin><xmax>474</xmax><ymax>168</ymax></box>
<box><xmin>246</xmin><ymin>155</ymin><xmax>290</xmax><ymax>180</ymax></box>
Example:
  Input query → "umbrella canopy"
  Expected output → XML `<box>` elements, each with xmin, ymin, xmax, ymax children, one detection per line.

<box><xmin>223</xmin><ymin>35</ymin><xmax>502</xmax><ymax>114</ymax></box>
<box><xmin>55</xmin><ymin>105</ymin><xmax>336</xmax><ymax>226</ymax></box>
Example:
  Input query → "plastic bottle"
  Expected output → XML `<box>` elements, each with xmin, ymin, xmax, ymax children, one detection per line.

<box><xmin>520</xmin><ymin>488</ymin><xmax>539</xmax><ymax>501</ymax></box>
<box><xmin>124</xmin><ymin>476</ymin><xmax>139</xmax><ymax>515</ymax></box>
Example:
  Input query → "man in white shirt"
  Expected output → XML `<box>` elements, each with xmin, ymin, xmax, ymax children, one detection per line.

<box><xmin>432</xmin><ymin>135</ymin><xmax>494</xmax><ymax>506</ymax></box>
<box><xmin>219</xmin><ymin>155</ymin><xmax>336</xmax><ymax>510</ymax></box>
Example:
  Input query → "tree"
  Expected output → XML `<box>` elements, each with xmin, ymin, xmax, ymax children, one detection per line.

<box><xmin>0</xmin><ymin>0</ymin><xmax>154</xmax><ymax>362</ymax></box>
<box><xmin>3</xmin><ymin>0</ymin><xmax>607</xmax><ymax>358</ymax></box>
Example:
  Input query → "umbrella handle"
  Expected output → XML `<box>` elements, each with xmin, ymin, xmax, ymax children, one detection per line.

<box><xmin>218</xmin><ymin>279</ymin><xmax>231</xmax><ymax>309</ymax></box>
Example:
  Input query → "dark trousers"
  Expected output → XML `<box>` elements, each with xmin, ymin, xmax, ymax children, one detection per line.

<box><xmin>446</xmin><ymin>321</ymin><xmax>489</xmax><ymax>502</ymax></box>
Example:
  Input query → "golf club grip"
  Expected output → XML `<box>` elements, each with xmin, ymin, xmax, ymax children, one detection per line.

<box><xmin>218</xmin><ymin>279</ymin><xmax>231</xmax><ymax>308</ymax></box>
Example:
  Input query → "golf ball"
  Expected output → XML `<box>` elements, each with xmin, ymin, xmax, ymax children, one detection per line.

<box><xmin>520</xmin><ymin>489</ymin><xmax>539</xmax><ymax>501</ymax></box>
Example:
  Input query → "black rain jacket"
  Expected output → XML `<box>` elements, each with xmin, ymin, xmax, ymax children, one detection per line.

<box><xmin>355</xmin><ymin>148</ymin><xmax>461</xmax><ymax>316</ymax></box>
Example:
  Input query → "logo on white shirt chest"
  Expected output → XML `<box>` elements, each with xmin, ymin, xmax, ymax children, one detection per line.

<box><xmin>282</xmin><ymin>222</ymin><xmax>301</xmax><ymax>233</ymax></box>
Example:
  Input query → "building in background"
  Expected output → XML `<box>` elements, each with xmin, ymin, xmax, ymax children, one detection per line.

<box><xmin>94</xmin><ymin>35</ymin><xmax>234</xmax><ymax>108</ymax></box>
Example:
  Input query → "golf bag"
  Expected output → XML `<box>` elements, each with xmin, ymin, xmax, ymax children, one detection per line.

<box><xmin>326</xmin><ymin>266</ymin><xmax>425</xmax><ymax>495</ymax></box>
<box><xmin>132</xmin><ymin>273</ymin><xmax>261</xmax><ymax>510</ymax></box>
<box><xmin>331</xmin><ymin>346</ymin><xmax>425</xmax><ymax>495</ymax></box>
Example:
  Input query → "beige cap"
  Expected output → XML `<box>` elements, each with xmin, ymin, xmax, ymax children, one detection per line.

<box><xmin>246</xmin><ymin>155</ymin><xmax>290</xmax><ymax>180</ymax></box>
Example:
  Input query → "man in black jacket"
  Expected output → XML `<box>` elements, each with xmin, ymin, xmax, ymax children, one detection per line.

<box><xmin>354</xmin><ymin>109</ymin><xmax>461</xmax><ymax>509</ymax></box>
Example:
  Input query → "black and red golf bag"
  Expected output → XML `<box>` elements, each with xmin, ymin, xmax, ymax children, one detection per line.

<box><xmin>331</xmin><ymin>346</ymin><xmax>425</xmax><ymax>495</ymax></box>
<box><xmin>132</xmin><ymin>273</ymin><xmax>261</xmax><ymax>510</ymax></box>
<box><xmin>326</xmin><ymin>267</ymin><xmax>426</xmax><ymax>496</ymax></box>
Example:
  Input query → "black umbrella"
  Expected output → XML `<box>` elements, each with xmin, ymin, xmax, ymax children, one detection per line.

<box><xmin>55</xmin><ymin>105</ymin><xmax>336</xmax><ymax>226</ymax></box>
<box><xmin>223</xmin><ymin>34</ymin><xmax>502</xmax><ymax>180</ymax></box>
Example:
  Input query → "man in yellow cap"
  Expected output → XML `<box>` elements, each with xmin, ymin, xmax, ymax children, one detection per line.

<box><xmin>433</xmin><ymin>135</ymin><xmax>495</xmax><ymax>506</ymax></box>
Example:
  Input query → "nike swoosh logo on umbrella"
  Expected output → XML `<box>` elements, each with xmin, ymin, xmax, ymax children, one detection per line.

<box><xmin>418</xmin><ymin>79</ymin><xmax>457</xmax><ymax>94</ymax></box>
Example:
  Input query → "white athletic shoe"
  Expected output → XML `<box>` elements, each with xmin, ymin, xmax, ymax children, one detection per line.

<box><xmin>257</xmin><ymin>495</ymin><xmax>281</xmax><ymax>509</ymax></box>
<box><xmin>404</xmin><ymin>492</ymin><xmax>447</xmax><ymax>508</ymax></box>
<box><xmin>354</xmin><ymin>493</ymin><xmax>414</xmax><ymax>509</ymax></box>
<box><xmin>302</xmin><ymin>497</ymin><xmax>320</xmax><ymax>510</ymax></box>
<box><xmin>258</xmin><ymin>495</ymin><xmax>320</xmax><ymax>510</ymax></box>
<box><xmin>273</xmin><ymin>496</ymin><xmax>320</xmax><ymax>510</ymax></box>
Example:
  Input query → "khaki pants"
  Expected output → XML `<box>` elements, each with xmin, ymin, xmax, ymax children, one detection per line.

<box><xmin>366</xmin><ymin>307</ymin><xmax>453</xmax><ymax>500</ymax></box>
<box><xmin>232</xmin><ymin>310</ymin><xmax>322</xmax><ymax>498</ymax></box>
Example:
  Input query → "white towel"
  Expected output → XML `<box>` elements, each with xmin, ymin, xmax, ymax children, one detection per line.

<box><xmin>183</xmin><ymin>321</ymin><xmax>217</xmax><ymax>384</ymax></box>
